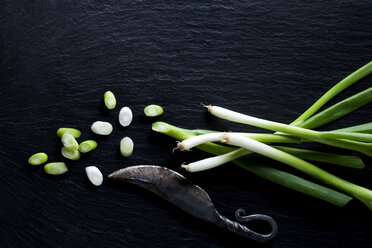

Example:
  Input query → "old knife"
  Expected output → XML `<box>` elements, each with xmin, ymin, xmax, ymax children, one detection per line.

<box><xmin>108</xmin><ymin>165</ymin><xmax>278</xmax><ymax>242</ymax></box>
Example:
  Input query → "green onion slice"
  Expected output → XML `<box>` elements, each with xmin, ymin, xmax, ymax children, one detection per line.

<box><xmin>28</xmin><ymin>152</ymin><xmax>48</xmax><ymax>165</ymax></box>
<box><xmin>144</xmin><ymin>105</ymin><xmax>163</xmax><ymax>117</ymax></box>
<box><xmin>61</xmin><ymin>147</ymin><xmax>81</xmax><ymax>160</ymax></box>
<box><xmin>104</xmin><ymin>91</ymin><xmax>117</xmax><ymax>109</ymax></box>
<box><xmin>44</xmin><ymin>162</ymin><xmax>68</xmax><ymax>175</ymax></box>
<box><xmin>120</xmin><ymin>136</ymin><xmax>134</xmax><ymax>157</ymax></box>
<box><xmin>57</xmin><ymin>128</ymin><xmax>81</xmax><ymax>138</ymax></box>
<box><xmin>79</xmin><ymin>140</ymin><xmax>97</xmax><ymax>153</ymax></box>
<box><xmin>61</xmin><ymin>133</ymin><xmax>79</xmax><ymax>150</ymax></box>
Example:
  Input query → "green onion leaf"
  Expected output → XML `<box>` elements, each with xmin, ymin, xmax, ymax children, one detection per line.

<box><xmin>299</xmin><ymin>87</ymin><xmax>372</xmax><ymax>129</ymax></box>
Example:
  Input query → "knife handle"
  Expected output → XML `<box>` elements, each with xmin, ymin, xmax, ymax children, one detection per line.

<box><xmin>217</xmin><ymin>208</ymin><xmax>278</xmax><ymax>242</ymax></box>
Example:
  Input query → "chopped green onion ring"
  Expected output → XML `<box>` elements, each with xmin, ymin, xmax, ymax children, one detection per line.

<box><xmin>28</xmin><ymin>152</ymin><xmax>48</xmax><ymax>165</ymax></box>
<box><xmin>91</xmin><ymin>121</ymin><xmax>113</xmax><ymax>135</ymax></box>
<box><xmin>57</xmin><ymin>128</ymin><xmax>81</xmax><ymax>138</ymax></box>
<box><xmin>120</xmin><ymin>136</ymin><xmax>134</xmax><ymax>157</ymax></box>
<box><xmin>144</xmin><ymin>104</ymin><xmax>163</xmax><ymax>117</ymax></box>
<box><xmin>61</xmin><ymin>147</ymin><xmax>81</xmax><ymax>160</ymax></box>
<box><xmin>104</xmin><ymin>91</ymin><xmax>117</xmax><ymax>109</ymax></box>
<box><xmin>79</xmin><ymin>140</ymin><xmax>97</xmax><ymax>153</ymax></box>
<box><xmin>61</xmin><ymin>133</ymin><xmax>79</xmax><ymax>150</ymax></box>
<box><xmin>44</xmin><ymin>162</ymin><xmax>68</xmax><ymax>175</ymax></box>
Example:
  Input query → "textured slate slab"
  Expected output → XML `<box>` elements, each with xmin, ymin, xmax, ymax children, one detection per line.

<box><xmin>0</xmin><ymin>1</ymin><xmax>371</xmax><ymax>247</ymax></box>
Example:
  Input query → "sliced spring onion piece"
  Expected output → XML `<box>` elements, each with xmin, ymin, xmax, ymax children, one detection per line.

<box><xmin>61</xmin><ymin>147</ymin><xmax>81</xmax><ymax>160</ymax></box>
<box><xmin>180</xmin><ymin>133</ymin><xmax>372</xmax><ymax>210</ymax></box>
<box><xmin>28</xmin><ymin>152</ymin><xmax>48</xmax><ymax>165</ymax></box>
<box><xmin>79</xmin><ymin>140</ymin><xmax>97</xmax><ymax>153</ymax></box>
<box><xmin>91</xmin><ymin>121</ymin><xmax>113</xmax><ymax>135</ymax></box>
<box><xmin>57</xmin><ymin>128</ymin><xmax>81</xmax><ymax>138</ymax></box>
<box><xmin>152</xmin><ymin>122</ymin><xmax>352</xmax><ymax>207</ymax></box>
<box><xmin>291</xmin><ymin>61</ymin><xmax>372</xmax><ymax>126</ymax></box>
<box><xmin>119</xmin><ymin>107</ymin><xmax>133</xmax><ymax>127</ymax></box>
<box><xmin>44</xmin><ymin>162</ymin><xmax>68</xmax><ymax>175</ymax></box>
<box><xmin>299</xmin><ymin>87</ymin><xmax>372</xmax><ymax>129</ymax></box>
<box><xmin>85</xmin><ymin>166</ymin><xmax>103</xmax><ymax>186</ymax></box>
<box><xmin>61</xmin><ymin>133</ymin><xmax>79</xmax><ymax>150</ymax></box>
<box><xmin>144</xmin><ymin>104</ymin><xmax>163</xmax><ymax>117</ymax></box>
<box><xmin>120</xmin><ymin>136</ymin><xmax>134</xmax><ymax>157</ymax></box>
<box><xmin>207</xmin><ymin>105</ymin><xmax>372</xmax><ymax>156</ymax></box>
<box><xmin>104</xmin><ymin>91</ymin><xmax>117</xmax><ymax>109</ymax></box>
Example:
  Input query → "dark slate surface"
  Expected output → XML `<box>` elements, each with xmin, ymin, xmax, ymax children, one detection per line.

<box><xmin>1</xmin><ymin>0</ymin><xmax>372</xmax><ymax>247</ymax></box>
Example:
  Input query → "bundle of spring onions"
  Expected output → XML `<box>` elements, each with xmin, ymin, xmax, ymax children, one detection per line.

<box><xmin>152</xmin><ymin>61</ymin><xmax>372</xmax><ymax>210</ymax></box>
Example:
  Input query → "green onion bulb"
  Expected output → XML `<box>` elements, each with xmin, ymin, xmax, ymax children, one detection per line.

<box><xmin>44</xmin><ymin>162</ymin><xmax>68</xmax><ymax>175</ymax></box>
<box><xmin>104</xmin><ymin>91</ymin><xmax>117</xmax><ymax>109</ymax></box>
<box><xmin>120</xmin><ymin>136</ymin><xmax>134</xmax><ymax>157</ymax></box>
<box><xmin>144</xmin><ymin>104</ymin><xmax>163</xmax><ymax>117</ymax></box>
<box><xmin>28</xmin><ymin>152</ymin><xmax>48</xmax><ymax>165</ymax></box>
<box><xmin>79</xmin><ymin>140</ymin><xmax>97</xmax><ymax>153</ymax></box>
<box><xmin>57</xmin><ymin>128</ymin><xmax>81</xmax><ymax>138</ymax></box>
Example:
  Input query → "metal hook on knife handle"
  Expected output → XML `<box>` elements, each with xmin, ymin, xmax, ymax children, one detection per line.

<box><xmin>217</xmin><ymin>208</ymin><xmax>278</xmax><ymax>242</ymax></box>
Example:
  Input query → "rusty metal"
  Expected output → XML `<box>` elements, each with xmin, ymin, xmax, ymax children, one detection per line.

<box><xmin>108</xmin><ymin>165</ymin><xmax>278</xmax><ymax>242</ymax></box>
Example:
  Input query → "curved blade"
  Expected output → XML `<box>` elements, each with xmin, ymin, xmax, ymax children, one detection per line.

<box><xmin>108</xmin><ymin>165</ymin><xmax>220</xmax><ymax>224</ymax></box>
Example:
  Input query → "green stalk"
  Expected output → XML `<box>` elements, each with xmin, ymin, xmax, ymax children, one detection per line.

<box><xmin>192</xmin><ymin>129</ymin><xmax>301</xmax><ymax>143</ymax></box>
<box><xmin>291</xmin><ymin>61</ymin><xmax>372</xmax><ymax>126</ymax></box>
<box><xmin>322</xmin><ymin>131</ymin><xmax>372</xmax><ymax>143</ymax></box>
<box><xmin>334</xmin><ymin>123</ymin><xmax>372</xmax><ymax>133</ymax></box>
<box><xmin>271</xmin><ymin>146</ymin><xmax>364</xmax><ymax>168</ymax></box>
<box><xmin>152</xmin><ymin>122</ymin><xmax>352</xmax><ymax>207</ymax></box>
<box><xmin>208</xmin><ymin>106</ymin><xmax>372</xmax><ymax>156</ymax></box>
<box><xmin>299</xmin><ymin>87</ymin><xmax>372</xmax><ymax>129</ymax></box>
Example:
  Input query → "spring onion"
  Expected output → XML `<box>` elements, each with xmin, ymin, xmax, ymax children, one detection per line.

<box><xmin>61</xmin><ymin>133</ymin><xmax>79</xmax><ymax>151</ymax></box>
<box><xmin>119</xmin><ymin>107</ymin><xmax>133</xmax><ymax>127</ymax></box>
<box><xmin>28</xmin><ymin>152</ymin><xmax>48</xmax><ymax>165</ymax></box>
<box><xmin>104</xmin><ymin>91</ymin><xmax>117</xmax><ymax>109</ymax></box>
<box><xmin>85</xmin><ymin>166</ymin><xmax>103</xmax><ymax>186</ymax></box>
<box><xmin>144</xmin><ymin>104</ymin><xmax>163</xmax><ymax>117</ymax></box>
<box><xmin>79</xmin><ymin>140</ymin><xmax>97</xmax><ymax>153</ymax></box>
<box><xmin>179</xmin><ymin>132</ymin><xmax>372</xmax><ymax>210</ymax></box>
<box><xmin>188</xmin><ymin>128</ymin><xmax>364</xmax><ymax>168</ymax></box>
<box><xmin>120</xmin><ymin>137</ymin><xmax>134</xmax><ymax>157</ymax></box>
<box><xmin>207</xmin><ymin>105</ymin><xmax>372</xmax><ymax>156</ymax></box>
<box><xmin>61</xmin><ymin>147</ymin><xmax>81</xmax><ymax>160</ymax></box>
<box><xmin>152</xmin><ymin>121</ymin><xmax>352</xmax><ymax>206</ymax></box>
<box><xmin>57</xmin><ymin>128</ymin><xmax>81</xmax><ymax>138</ymax></box>
<box><xmin>91</xmin><ymin>121</ymin><xmax>113</xmax><ymax>135</ymax></box>
<box><xmin>44</xmin><ymin>162</ymin><xmax>68</xmax><ymax>175</ymax></box>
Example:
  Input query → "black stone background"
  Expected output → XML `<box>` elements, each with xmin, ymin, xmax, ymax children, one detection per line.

<box><xmin>1</xmin><ymin>1</ymin><xmax>371</xmax><ymax>247</ymax></box>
